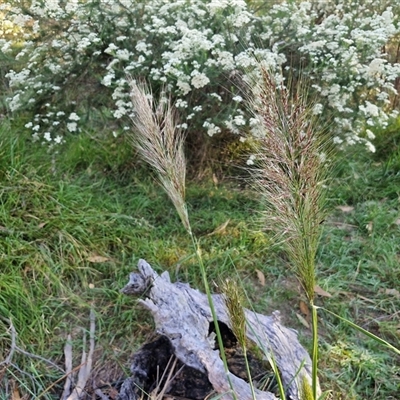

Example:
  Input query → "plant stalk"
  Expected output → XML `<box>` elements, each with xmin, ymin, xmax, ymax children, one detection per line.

<box><xmin>311</xmin><ymin>303</ymin><xmax>318</xmax><ymax>400</ymax></box>
<box><xmin>189</xmin><ymin>233</ymin><xmax>237</xmax><ymax>400</ymax></box>
<box><xmin>242</xmin><ymin>347</ymin><xmax>257</xmax><ymax>400</ymax></box>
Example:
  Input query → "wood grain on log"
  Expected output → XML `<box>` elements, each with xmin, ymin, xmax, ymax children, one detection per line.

<box><xmin>119</xmin><ymin>259</ymin><xmax>319</xmax><ymax>400</ymax></box>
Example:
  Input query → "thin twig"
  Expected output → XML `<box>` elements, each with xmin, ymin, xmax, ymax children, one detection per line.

<box><xmin>0</xmin><ymin>318</ymin><xmax>17</xmax><ymax>366</ymax></box>
<box><xmin>67</xmin><ymin>307</ymin><xmax>96</xmax><ymax>400</ymax></box>
<box><xmin>7</xmin><ymin>362</ymin><xmax>37</xmax><ymax>383</ymax></box>
<box><xmin>36</xmin><ymin>363</ymin><xmax>86</xmax><ymax>399</ymax></box>
<box><xmin>155</xmin><ymin>356</ymin><xmax>183</xmax><ymax>400</ymax></box>
<box><xmin>61</xmin><ymin>334</ymin><xmax>73</xmax><ymax>400</ymax></box>
<box><xmin>14</xmin><ymin>345</ymin><xmax>64</xmax><ymax>373</ymax></box>
<box><xmin>94</xmin><ymin>389</ymin><xmax>110</xmax><ymax>400</ymax></box>
<box><xmin>0</xmin><ymin>318</ymin><xmax>64</xmax><ymax>373</ymax></box>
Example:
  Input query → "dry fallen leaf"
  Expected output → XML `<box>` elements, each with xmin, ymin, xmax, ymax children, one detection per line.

<box><xmin>12</xmin><ymin>387</ymin><xmax>21</xmax><ymax>400</ymax></box>
<box><xmin>336</xmin><ymin>205</ymin><xmax>354</xmax><ymax>213</ymax></box>
<box><xmin>38</xmin><ymin>222</ymin><xmax>47</xmax><ymax>229</ymax></box>
<box><xmin>385</xmin><ymin>288</ymin><xmax>400</xmax><ymax>298</ymax></box>
<box><xmin>25</xmin><ymin>213</ymin><xmax>40</xmax><ymax>220</ymax></box>
<box><xmin>356</xmin><ymin>294</ymin><xmax>376</xmax><ymax>304</ymax></box>
<box><xmin>212</xmin><ymin>173</ymin><xmax>218</xmax><ymax>186</ymax></box>
<box><xmin>255</xmin><ymin>269</ymin><xmax>266</xmax><ymax>286</ymax></box>
<box><xmin>299</xmin><ymin>300</ymin><xmax>310</xmax><ymax>317</ymax></box>
<box><xmin>108</xmin><ymin>387</ymin><xmax>120</xmax><ymax>400</ymax></box>
<box><xmin>314</xmin><ymin>285</ymin><xmax>332</xmax><ymax>298</ymax></box>
<box><xmin>87</xmin><ymin>255</ymin><xmax>110</xmax><ymax>263</ymax></box>
<box><xmin>206</xmin><ymin>219</ymin><xmax>230</xmax><ymax>236</ymax></box>
<box><xmin>394</xmin><ymin>218</ymin><xmax>400</xmax><ymax>226</ymax></box>
<box><xmin>296</xmin><ymin>313</ymin><xmax>310</xmax><ymax>329</ymax></box>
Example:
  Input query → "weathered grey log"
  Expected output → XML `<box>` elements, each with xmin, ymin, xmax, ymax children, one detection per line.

<box><xmin>119</xmin><ymin>259</ymin><xmax>319</xmax><ymax>400</ymax></box>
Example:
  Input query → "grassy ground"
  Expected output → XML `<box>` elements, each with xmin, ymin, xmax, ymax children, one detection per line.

<box><xmin>0</xmin><ymin>118</ymin><xmax>399</xmax><ymax>399</ymax></box>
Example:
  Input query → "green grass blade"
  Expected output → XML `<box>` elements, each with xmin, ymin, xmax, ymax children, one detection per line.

<box><xmin>320</xmin><ymin>307</ymin><xmax>400</xmax><ymax>355</ymax></box>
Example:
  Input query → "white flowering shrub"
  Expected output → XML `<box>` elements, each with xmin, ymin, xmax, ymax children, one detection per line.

<box><xmin>1</xmin><ymin>0</ymin><xmax>399</xmax><ymax>152</ymax></box>
<box><xmin>267</xmin><ymin>0</ymin><xmax>400</xmax><ymax>151</ymax></box>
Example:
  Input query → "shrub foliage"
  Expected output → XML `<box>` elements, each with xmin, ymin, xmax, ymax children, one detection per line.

<box><xmin>1</xmin><ymin>0</ymin><xmax>399</xmax><ymax>153</ymax></box>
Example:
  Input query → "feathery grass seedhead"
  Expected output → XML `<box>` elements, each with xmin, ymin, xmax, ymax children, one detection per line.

<box><xmin>300</xmin><ymin>375</ymin><xmax>314</xmax><ymax>400</ymax></box>
<box><xmin>248</xmin><ymin>66</ymin><xmax>330</xmax><ymax>302</ymax></box>
<box><xmin>128</xmin><ymin>79</ymin><xmax>237</xmax><ymax>395</ymax></box>
<box><xmin>128</xmin><ymin>79</ymin><xmax>190</xmax><ymax>234</ymax></box>
<box><xmin>221</xmin><ymin>279</ymin><xmax>258</xmax><ymax>399</ymax></box>
<box><xmin>221</xmin><ymin>279</ymin><xmax>247</xmax><ymax>349</ymax></box>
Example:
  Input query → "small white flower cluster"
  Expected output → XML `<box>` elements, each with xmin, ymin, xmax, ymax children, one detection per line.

<box><xmin>203</xmin><ymin>120</ymin><xmax>221</xmax><ymax>137</ymax></box>
<box><xmin>24</xmin><ymin>108</ymin><xmax>79</xmax><ymax>144</ymax></box>
<box><xmin>2</xmin><ymin>0</ymin><xmax>399</xmax><ymax>150</ymax></box>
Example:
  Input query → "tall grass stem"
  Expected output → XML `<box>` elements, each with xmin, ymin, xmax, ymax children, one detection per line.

<box><xmin>246</xmin><ymin>66</ymin><xmax>330</xmax><ymax>398</ymax></box>
<box><xmin>128</xmin><ymin>79</ymin><xmax>237</xmax><ymax>399</ymax></box>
